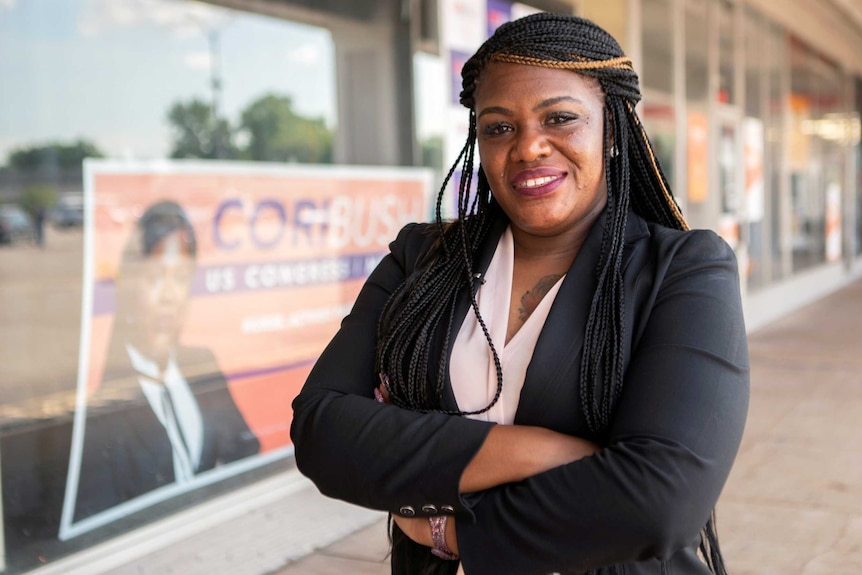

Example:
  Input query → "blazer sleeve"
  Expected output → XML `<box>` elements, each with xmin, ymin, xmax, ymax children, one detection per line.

<box><xmin>456</xmin><ymin>229</ymin><xmax>750</xmax><ymax>575</ymax></box>
<box><xmin>290</xmin><ymin>223</ymin><xmax>496</xmax><ymax>518</ymax></box>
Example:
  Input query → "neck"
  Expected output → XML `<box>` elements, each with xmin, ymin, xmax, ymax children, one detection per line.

<box><xmin>510</xmin><ymin>205</ymin><xmax>605</xmax><ymax>269</ymax></box>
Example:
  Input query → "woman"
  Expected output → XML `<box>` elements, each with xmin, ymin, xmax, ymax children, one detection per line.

<box><xmin>291</xmin><ymin>12</ymin><xmax>748</xmax><ymax>575</ymax></box>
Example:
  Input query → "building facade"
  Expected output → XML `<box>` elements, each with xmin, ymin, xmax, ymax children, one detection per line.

<box><xmin>0</xmin><ymin>0</ymin><xmax>860</xmax><ymax>573</ymax></box>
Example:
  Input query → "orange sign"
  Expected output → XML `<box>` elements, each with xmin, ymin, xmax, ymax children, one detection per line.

<box><xmin>61</xmin><ymin>160</ymin><xmax>432</xmax><ymax>539</ymax></box>
<box><xmin>687</xmin><ymin>111</ymin><xmax>709</xmax><ymax>203</ymax></box>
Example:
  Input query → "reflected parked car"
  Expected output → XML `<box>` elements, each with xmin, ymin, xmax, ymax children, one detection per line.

<box><xmin>0</xmin><ymin>205</ymin><xmax>36</xmax><ymax>245</ymax></box>
<box><xmin>51</xmin><ymin>203</ymin><xmax>85</xmax><ymax>228</ymax></box>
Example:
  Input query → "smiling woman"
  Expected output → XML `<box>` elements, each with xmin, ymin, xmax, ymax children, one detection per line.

<box><xmin>475</xmin><ymin>64</ymin><xmax>609</xmax><ymax>244</ymax></box>
<box><xmin>291</xmin><ymin>11</ymin><xmax>749</xmax><ymax>575</ymax></box>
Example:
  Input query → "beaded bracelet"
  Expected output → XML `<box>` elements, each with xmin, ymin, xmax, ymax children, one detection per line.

<box><xmin>429</xmin><ymin>515</ymin><xmax>459</xmax><ymax>560</ymax></box>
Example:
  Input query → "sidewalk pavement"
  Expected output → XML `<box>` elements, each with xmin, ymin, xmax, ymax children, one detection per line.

<box><xmin>271</xmin><ymin>279</ymin><xmax>862</xmax><ymax>575</ymax></box>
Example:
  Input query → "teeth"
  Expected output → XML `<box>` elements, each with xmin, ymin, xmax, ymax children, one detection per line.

<box><xmin>519</xmin><ymin>176</ymin><xmax>557</xmax><ymax>189</ymax></box>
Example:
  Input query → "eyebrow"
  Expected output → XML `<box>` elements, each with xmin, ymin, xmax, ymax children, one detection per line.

<box><xmin>477</xmin><ymin>96</ymin><xmax>585</xmax><ymax>118</ymax></box>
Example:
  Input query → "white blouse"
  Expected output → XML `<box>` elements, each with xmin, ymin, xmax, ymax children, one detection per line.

<box><xmin>450</xmin><ymin>226</ymin><xmax>565</xmax><ymax>424</ymax></box>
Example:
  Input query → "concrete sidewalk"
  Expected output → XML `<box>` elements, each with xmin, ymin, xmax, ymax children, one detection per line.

<box><xmin>717</xmin><ymin>279</ymin><xmax>862</xmax><ymax>574</ymax></box>
<box><xmin>272</xmin><ymin>279</ymin><xmax>862</xmax><ymax>575</ymax></box>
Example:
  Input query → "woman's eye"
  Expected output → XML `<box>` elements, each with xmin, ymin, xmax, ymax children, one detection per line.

<box><xmin>482</xmin><ymin>122</ymin><xmax>512</xmax><ymax>136</ymax></box>
<box><xmin>546</xmin><ymin>113</ymin><xmax>578</xmax><ymax>125</ymax></box>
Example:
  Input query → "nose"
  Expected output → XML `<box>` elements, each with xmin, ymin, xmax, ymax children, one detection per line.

<box><xmin>511</xmin><ymin>124</ymin><xmax>552</xmax><ymax>162</ymax></box>
<box><xmin>157</xmin><ymin>273</ymin><xmax>182</xmax><ymax>305</ymax></box>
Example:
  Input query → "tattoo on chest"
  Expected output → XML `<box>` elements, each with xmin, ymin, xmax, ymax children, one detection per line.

<box><xmin>518</xmin><ymin>274</ymin><xmax>563</xmax><ymax>322</ymax></box>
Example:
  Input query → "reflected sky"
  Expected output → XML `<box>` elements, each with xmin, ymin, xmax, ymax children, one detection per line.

<box><xmin>0</xmin><ymin>0</ymin><xmax>337</xmax><ymax>160</ymax></box>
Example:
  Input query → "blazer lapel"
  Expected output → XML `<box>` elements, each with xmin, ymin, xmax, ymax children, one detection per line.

<box><xmin>514</xmin><ymin>212</ymin><xmax>650</xmax><ymax>431</ymax></box>
<box><xmin>439</xmin><ymin>212</ymin><xmax>510</xmax><ymax>412</ymax></box>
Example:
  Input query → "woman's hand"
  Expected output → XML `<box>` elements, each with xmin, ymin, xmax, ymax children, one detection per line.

<box><xmin>374</xmin><ymin>379</ymin><xmax>392</xmax><ymax>404</ymax></box>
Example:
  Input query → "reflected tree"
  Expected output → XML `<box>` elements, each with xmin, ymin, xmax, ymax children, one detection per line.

<box><xmin>167</xmin><ymin>98</ymin><xmax>239</xmax><ymax>159</ymax></box>
<box><xmin>238</xmin><ymin>94</ymin><xmax>333</xmax><ymax>164</ymax></box>
<box><xmin>19</xmin><ymin>183</ymin><xmax>58</xmax><ymax>215</ymax></box>
<box><xmin>166</xmin><ymin>94</ymin><xmax>333</xmax><ymax>164</ymax></box>
<box><xmin>1</xmin><ymin>140</ymin><xmax>102</xmax><ymax>206</ymax></box>
<box><xmin>7</xmin><ymin>140</ymin><xmax>104</xmax><ymax>172</ymax></box>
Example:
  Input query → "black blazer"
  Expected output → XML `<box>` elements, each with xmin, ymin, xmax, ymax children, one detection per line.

<box><xmin>291</xmin><ymin>210</ymin><xmax>749</xmax><ymax>575</ymax></box>
<box><xmin>74</xmin><ymin>346</ymin><xmax>260</xmax><ymax>522</ymax></box>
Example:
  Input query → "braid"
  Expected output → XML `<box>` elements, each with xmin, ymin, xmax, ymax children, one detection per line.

<box><xmin>461</xmin><ymin>11</ymin><xmax>689</xmax><ymax>434</ymax></box>
<box><xmin>376</xmin><ymin>110</ymin><xmax>503</xmax><ymax>416</ymax></box>
<box><xmin>378</xmin><ymin>12</ymin><xmax>723</xmax><ymax>575</ymax></box>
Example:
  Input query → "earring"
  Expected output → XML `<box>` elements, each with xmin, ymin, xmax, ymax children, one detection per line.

<box><xmin>610</xmin><ymin>145</ymin><xmax>619</xmax><ymax>158</ymax></box>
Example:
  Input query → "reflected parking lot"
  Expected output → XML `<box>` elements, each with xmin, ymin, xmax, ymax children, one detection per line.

<box><xmin>0</xmin><ymin>226</ymin><xmax>84</xmax><ymax>423</ymax></box>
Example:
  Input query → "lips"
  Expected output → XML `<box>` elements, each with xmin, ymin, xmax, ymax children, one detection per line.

<box><xmin>510</xmin><ymin>168</ymin><xmax>566</xmax><ymax>197</ymax></box>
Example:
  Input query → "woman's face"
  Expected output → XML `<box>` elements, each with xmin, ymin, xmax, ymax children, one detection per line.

<box><xmin>135</xmin><ymin>230</ymin><xmax>195</xmax><ymax>358</ymax></box>
<box><xmin>474</xmin><ymin>61</ymin><xmax>609</xmax><ymax>241</ymax></box>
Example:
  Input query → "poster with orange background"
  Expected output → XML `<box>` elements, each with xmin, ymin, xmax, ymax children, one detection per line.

<box><xmin>59</xmin><ymin>160</ymin><xmax>433</xmax><ymax>540</ymax></box>
<box><xmin>84</xmin><ymin>160</ymin><xmax>432</xmax><ymax>452</ymax></box>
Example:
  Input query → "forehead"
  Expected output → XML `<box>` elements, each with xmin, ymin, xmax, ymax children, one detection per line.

<box><xmin>473</xmin><ymin>61</ymin><xmax>604</xmax><ymax>108</ymax></box>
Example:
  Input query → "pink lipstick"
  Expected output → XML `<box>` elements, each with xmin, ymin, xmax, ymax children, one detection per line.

<box><xmin>510</xmin><ymin>168</ymin><xmax>566</xmax><ymax>197</ymax></box>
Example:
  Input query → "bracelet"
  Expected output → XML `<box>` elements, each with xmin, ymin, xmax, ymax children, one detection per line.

<box><xmin>429</xmin><ymin>515</ymin><xmax>459</xmax><ymax>560</ymax></box>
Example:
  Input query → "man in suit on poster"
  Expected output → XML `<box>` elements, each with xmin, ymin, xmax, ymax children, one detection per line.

<box><xmin>72</xmin><ymin>200</ymin><xmax>260</xmax><ymax>523</ymax></box>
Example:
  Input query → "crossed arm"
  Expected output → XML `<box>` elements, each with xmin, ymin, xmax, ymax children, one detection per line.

<box><xmin>388</xmin><ymin>410</ymin><xmax>601</xmax><ymax>554</ymax></box>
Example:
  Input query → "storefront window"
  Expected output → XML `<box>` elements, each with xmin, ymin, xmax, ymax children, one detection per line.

<box><xmin>414</xmin><ymin>52</ymin><xmax>447</xmax><ymax>172</ymax></box>
<box><xmin>857</xmin><ymin>78</ymin><xmax>862</xmax><ymax>256</ymax></box>
<box><xmin>814</xmin><ymin>56</ymin><xmax>846</xmax><ymax>266</ymax></box>
<box><xmin>684</xmin><ymin>0</ymin><xmax>710</xmax><ymax>231</ymax></box>
<box><xmin>642</xmin><ymin>0</ymin><xmax>673</xmax><ymax>95</ymax></box>
<box><xmin>788</xmin><ymin>38</ymin><xmax>819</xmax><ymax>271</ymax></box>
<box><xmin>685</xmin><ymin>0</ymin><xmax>709</xmax><ymax>103</ymax></box>
<box><xmin>641</xmin><ymin>0</ymin><xmax>676</xmax><ymax>190</ymax></box>
<box><xmin>743</xmin><ymin>7</ymin><xmax>766</xmax><ymax>290</ymax></box>
<box><xmin>0</xmin><ymin>1</ymin><xmax>338</xmax><ymax>572</ymax></box>
<box><xmin>767</xmin><ymin>24</ymin><xmax>787</xmax><ymax>281</ymax></box>
<box><xmin>788</xmin><ymin>37</ymin><xmax>845</xmax><ymax>272</ymax></box>
<box><xmin>714</xmin><ymin>0</ymin><xmax>742</xmax><ymax>251</ymax></box>
<box><xmin>717</xmin><ymin>0</ymin><xmax>735</xmax><ymax>105</ymax></box>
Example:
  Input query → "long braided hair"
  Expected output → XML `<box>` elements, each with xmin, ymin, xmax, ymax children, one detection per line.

<box><xmin>377</xmin><ymin>12</ymin><xmax>727</xmax><ymax>575</ymax></box>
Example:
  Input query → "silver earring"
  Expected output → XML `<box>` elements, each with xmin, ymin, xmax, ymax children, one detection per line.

<box><xmin>610</xmin><ymin>145</ymin><xmax>619</xmax><ymax>158</ymax></box>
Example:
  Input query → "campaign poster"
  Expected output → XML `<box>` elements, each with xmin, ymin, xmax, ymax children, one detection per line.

<box><xmin>59</xmin><ymin>160</ymin><xmax>432</xmax><ymax>539</ymax></box>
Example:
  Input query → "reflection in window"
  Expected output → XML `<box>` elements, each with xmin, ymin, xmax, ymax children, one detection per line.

<box><xmin>642</xmin><ymin>0</ymin><xmax>673</xmax><ymax>94</ymax></box>
<box><xmin>641</xmin><ymin>0</ymin><xmax>676</xmax><ymax>199</ymax></box>
<box><xmin>0</xmin><ymin>0</ymin><xmax>337</xmax><ymax>170</ymax></box>
<box><xmin>413</xmin><ymin>52</ymin><xmax>446</xmax><ymax>171</ymax></box>
<box><xmin>717</xmin><ymin>0</ymin><xmax>735</xmax><ymax>105</ymax></box>
<box><xmin>857</xmin><ymin>79</ymin><xmax>862</xmax><ymax>256</ymax></box>
<box><xmin>684</xmin><ymin>0</ymin><xmax>710</xmax><ymax>231</ymax></box>
<box><xmin>744</xmin><ymin>7</ymin><xmax>766</xmax><ymax>291</ymax></box>
<box><xmin>788</xmin><ymin>36</ymin><xmax>847</xmax><ymax>272</ymax></box>
<box><xmin>685</xmin><ymin>0</ymin><xmax>709</xmax><ymax>104</ymax></box>
<box><xmin>0</xmin><ymin>1</ymin><xmax>337</xmax><ymax>572</ymax></box>
<box><xmin>767</xmin><ymin>25</ymin><xmax>787</xmax><ymax>281</ymax></box>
